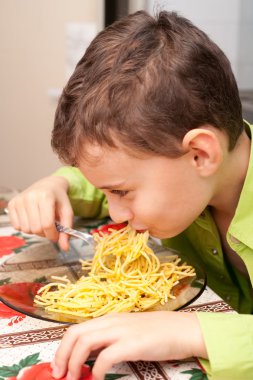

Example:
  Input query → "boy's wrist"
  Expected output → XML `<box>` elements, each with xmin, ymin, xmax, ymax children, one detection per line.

<box><xmin>189</xmin><ymin>313</ymin><xmax>208</xmax><ymax>359</ymax></box>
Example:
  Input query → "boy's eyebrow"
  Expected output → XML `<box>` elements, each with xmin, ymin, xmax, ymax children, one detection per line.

<box><xmin>97</xmin><ymin>182</ymin><xmax>126</xmax><ymax>190</ymax></box>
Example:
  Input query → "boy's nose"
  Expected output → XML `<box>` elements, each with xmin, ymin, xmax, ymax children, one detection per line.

<box><xmin>108</xmin><ymin>201</ymin><xmax>133</xmax><ymax>224</ymax></box>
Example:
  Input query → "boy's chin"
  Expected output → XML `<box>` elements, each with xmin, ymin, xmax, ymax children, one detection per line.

<box><xmin>149</xmin><ymin>229</ymin><xmax>178</xmax><ymax>239</ymax></box>
<box><xmin>149</xmin><ymin>230</ymin><xmax>167</xmax><ymax>239</ymax></box>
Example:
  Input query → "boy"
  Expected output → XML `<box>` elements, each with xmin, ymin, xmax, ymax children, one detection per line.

<box><xmin>8</xmin><ymin>10</ymin><xmax>253</xmax><ymax>380</ymax></box>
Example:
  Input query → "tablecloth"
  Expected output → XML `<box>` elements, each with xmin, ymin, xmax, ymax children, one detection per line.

<box><xmin>0</xmin><ymin>189</ymin><xmax>235</xmax><ymax>380</ymax></box>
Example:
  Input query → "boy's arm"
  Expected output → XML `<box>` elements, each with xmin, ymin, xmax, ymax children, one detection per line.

<box><xmin>53</xmin><ymin>166</ymin><xmax>109</xmax><ymax>219</ymax></box>
<box><xmin>196</xmin><ymin>312</ymin><xmax>253</xmax><ymax>379</ymax></box>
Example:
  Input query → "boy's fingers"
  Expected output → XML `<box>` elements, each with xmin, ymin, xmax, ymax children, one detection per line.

<box><xmin>58</xmin><ymin>233</ymin><xmax>70</xmax><ymax>251</ymax></box>
<box><xmin>15</xmin><ymin>203</ymin><xmax>30</xmax><ymax>233</ymax></box>
<box><xmin>57</xmin><ymin>202</ymin><xmax>74</xmax><ymax>251</ymax></box>
<box><xmin>92</xmin><ymin>343</ymin><xmax>130</xmax><ymax>380</ymax></box>
<box><xmin>52</xmin><ymin>329</ymin><xmax>77</xmax><ymax>378</ymax></box>
<box><xmin>24</xmin><ymin>199</ymin><xmax>43</xmax><ymax>235</ymax></box>
<box><xmin>39</xmin><ymin>199</ymin><xmax>59</xmax><ymax>242</ymax></box>
<box><xmin>53</xmin><ymin>318</ymin><xmax>111</xmax><ymax>377</ymax></box>
<box><xmin>7</xmin><ymin>203</ymin><xmax>20</xmax><ymax>230</ymax></box>
<box><xmin>66</xmin><ymin>330</ymin><xmax>116</xmax><ymax>380</ymax></box>
<box><xmin>57</xmin><ymin>201</ymin><xmax>74</xmax><ymax>229</ymax></box>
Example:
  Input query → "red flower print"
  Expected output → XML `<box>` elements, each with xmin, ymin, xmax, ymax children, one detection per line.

<box><xmin>0</xmin><ymin>236</ymin><xmax>26</xmax><ymax>257</ymax></box>
<box><xmin>17</xmin><ymin>362</ymin><xmax>92</xmax><ymax>380</ymax></box>
<box><xmin>0</xmin><ymin>301</ymin><xmax>24</xmax><ymax>318</ymax></box>
<box><xmin>0</xmin><ymin>301</ymin><xmax>26</xmax><ymax>324</ymax></box>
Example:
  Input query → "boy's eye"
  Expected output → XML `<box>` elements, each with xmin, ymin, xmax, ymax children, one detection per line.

<box><xmin>110</xmin><ymin>190</ymin><xmax>129</xmax><ymax>197</ymax></box>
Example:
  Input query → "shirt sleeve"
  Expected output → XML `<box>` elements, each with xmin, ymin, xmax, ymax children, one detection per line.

<box><xmin>196</xmin><ymin>312</ymin><xmax>253</xmax><ymax>379</ymax></box>
<box><xmin>53</xmin><ymin>166</ymin><xmax>109</xmax><ymax>219</ymax></box>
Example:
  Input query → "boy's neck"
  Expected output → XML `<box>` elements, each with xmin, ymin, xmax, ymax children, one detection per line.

<box><xmin>209</xmin><ymin>129</ymin><xmax>251</xmax><ymax>276</ymax></box>
<box><xmin>210</xmin><ymin>129</ymin><xmax>251</xmax><ymax>220</ymax></box>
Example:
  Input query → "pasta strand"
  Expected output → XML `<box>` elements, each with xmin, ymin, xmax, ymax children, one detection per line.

<box><xmin>35</xmin><ymin>226</ymin><xmax>195</xmax><ymax>318</ymax></box>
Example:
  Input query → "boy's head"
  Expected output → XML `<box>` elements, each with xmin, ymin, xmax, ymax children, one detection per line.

<box><xmin>52</xmin><ymin>10</ymin><xmax>243</xmax><ymax>166</ymax></box>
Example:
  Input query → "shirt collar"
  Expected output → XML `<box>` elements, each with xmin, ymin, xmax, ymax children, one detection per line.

<box><xmin>229</xmin><ymin>121</ymin><xmax>253</xmax><ymax>248</ymax></box>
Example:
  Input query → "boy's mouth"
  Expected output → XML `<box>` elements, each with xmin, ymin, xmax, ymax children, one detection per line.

<box><xmin>129</xmin><ymin>224</ymin><xmax>148</xmax><ymax>233</ymax></box>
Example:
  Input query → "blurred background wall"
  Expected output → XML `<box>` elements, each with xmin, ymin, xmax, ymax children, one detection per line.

<box><xmin>0</xmin><ymin>0</ymin><xmax>104</xmax><ymax>190</ymax></box>
<box><xmin>1</xmin><ymin>0</ymin><xmax>253</xmax><ymax>190</ymax></box>
<box><xmin>146</xmin><ymin>0</ymin><xmax>253</xmax><ymax>90</ymax></box>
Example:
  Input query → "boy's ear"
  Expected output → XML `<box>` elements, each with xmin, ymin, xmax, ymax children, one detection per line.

<box><xmin>182</xmin><ymin>128</ymin><xmax>223</xmax><ymax>177</ymax></box>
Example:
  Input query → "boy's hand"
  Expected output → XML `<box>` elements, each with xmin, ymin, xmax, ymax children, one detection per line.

<box><xmin>51</xmin><ymin>311</ymin><xmax>208</xmax><ymax>380</ymax></box>
<box><xmin>7</xmin><ymin>176</ymin><xmax>73</xmax><ymax>251</ymax></box>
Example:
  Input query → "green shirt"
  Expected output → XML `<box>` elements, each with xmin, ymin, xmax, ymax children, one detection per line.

<box><xmin>54</xmin><ymin>122</ymin><xmax>253</xmax><ymax>379</ymax></box>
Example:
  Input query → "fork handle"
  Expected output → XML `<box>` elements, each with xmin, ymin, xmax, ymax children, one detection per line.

<box><xmin>55</xmin><ymin>222</ymin><xmax>93</xmax><ymax>245</ymax></box>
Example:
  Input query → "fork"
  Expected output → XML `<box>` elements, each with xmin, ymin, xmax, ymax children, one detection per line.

<box><xmin>4</xmin><ymin>208</ymin><xmax>93</xmax><ymax>246</ymax></box>
<box><xmin>55</xmin><ymin>222</ymin><xmax>94</xmax><ymax>246</ymax></box>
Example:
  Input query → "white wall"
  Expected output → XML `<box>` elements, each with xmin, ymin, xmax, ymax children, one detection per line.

<box><xmin>0</xmin><ymin>0</ymin><xmax>104</xmax><ymax>190</ymax></box>
<box><xmin>237</xmin><ymin>0</ymin><xmax>253</xmax><ymax>88</ymax></box>
<box><xmin>146</xmin><ymin>0</ymin><xmax>252</xmax><ymax>90</ymax></box>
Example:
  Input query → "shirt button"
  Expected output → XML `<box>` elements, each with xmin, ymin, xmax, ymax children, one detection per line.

<box><xmin>211</xmin><ymin>248</ymin><xmax>218</xmax><ymax>255</ymax></box>
<box><xmin>225</xmin><ymin>295</ymin><xmax>231</xmax><ymax>302</ymax></box>
<box><xmin>219</xmin><ymin>274</ymin><xmax>225</xmax><ymax>280</ymax></box>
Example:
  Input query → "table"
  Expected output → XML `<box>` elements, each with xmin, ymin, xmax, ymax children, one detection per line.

<box><xmin>0</xmin><ymin>191</ymin><xmax>235</xmax><ymax>380</ymax></box>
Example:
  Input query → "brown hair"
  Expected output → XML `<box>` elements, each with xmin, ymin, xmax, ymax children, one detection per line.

<box><xmin>52</xmin><ymin>10</ymin><xmax>243</xmax><ymax>166</ymax></box>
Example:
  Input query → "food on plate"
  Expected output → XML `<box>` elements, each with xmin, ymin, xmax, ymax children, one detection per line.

<box><xmin>35</xmin><ymin>226</ymin><xmax>195</xmax><ymax>318</ymax></box>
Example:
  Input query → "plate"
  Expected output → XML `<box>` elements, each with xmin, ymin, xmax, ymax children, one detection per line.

<box><xmin>0</xmin><ymin>240</ymin><xmax>206</xmax><ymax>324</ymax></box>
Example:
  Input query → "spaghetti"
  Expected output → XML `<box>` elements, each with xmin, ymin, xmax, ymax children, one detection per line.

<box><xmin>35</xmin><ymin>225</ymin><xmax>195</xmax><ymax>318</ymax></box>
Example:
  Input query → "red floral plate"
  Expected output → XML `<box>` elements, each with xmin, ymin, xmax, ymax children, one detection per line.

<box><xmin>0</xmin><ymin>239</ymin><xmax>206</xmax><ymax>324</ymax></box>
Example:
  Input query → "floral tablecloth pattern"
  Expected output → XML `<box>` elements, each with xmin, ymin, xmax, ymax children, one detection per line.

<box><xmin>0</xmin><ymin>190</ymin><xmax>234</xmax><ymax>380</ymax></box>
